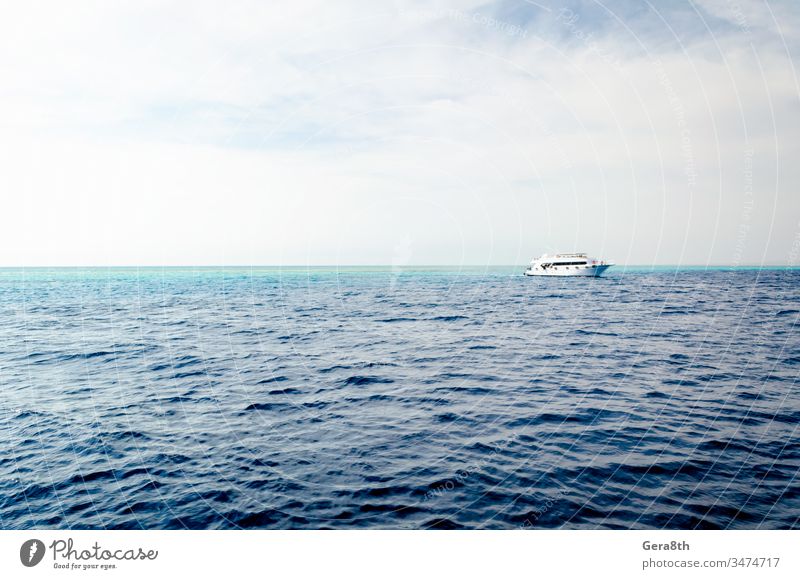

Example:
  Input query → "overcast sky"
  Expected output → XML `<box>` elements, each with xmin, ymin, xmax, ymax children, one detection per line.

<box><xmin>1</xmin><ymin>0</ymin><xmax>798</xmax><ymax>266</ymax></box>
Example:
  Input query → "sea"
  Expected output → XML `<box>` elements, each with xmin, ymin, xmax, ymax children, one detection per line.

<box><xmin>0</xmin><ymin>266</ymin><xmax>798</xmax><ymax>529</ymax></box>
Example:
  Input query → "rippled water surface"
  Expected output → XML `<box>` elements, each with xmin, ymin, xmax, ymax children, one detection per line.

<box><xmin>1</xmin><ymin>266</ymin><xmax>798</xmax><ymax>529</ymax></box>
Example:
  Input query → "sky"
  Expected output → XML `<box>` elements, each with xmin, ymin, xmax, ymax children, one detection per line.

<box><xmin>0</xmin><ymin>0</ymin><xmax>798</xmax><ymax>266</ymax></box>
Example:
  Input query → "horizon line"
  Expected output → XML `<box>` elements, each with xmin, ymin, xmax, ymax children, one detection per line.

<box><xmin>1</xmin><ymin>263</ymin><xmax>798</xmax><ymax>269</ymax></box>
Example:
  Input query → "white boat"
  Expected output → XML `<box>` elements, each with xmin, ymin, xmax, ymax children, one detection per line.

<box><xmin>524</xmin><ymin>253</ymin><xmax>613</xmax><ymax>277</ymax></box>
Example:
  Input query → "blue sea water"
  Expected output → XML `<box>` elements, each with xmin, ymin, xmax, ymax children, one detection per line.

<box><xmin>0</xmin><ymin>266</ymin><xmax>798</xmax><ymax>529</ymax></box>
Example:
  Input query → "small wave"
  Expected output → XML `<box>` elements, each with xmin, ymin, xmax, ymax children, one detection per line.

<box><xmin>69</xmin><ymin>469</ymin><xmax>116</xmax><ymax>484</ymax></box>
<box><xmin>106</xmin><ymin>430</ymin><xmax>150</xmax><ymax>441</ymax></box>
<box><xmin>26</xmin><ymin>350</ymin><xmax>116</xmax><ymax>363</ymax></box>
<box><xmin>150</xmin><ymin>453</ymin><xmax>192</xmax><ymax>466</ymax></box>
<box><xmin>359</xmin><ymin>504</ymin><xmax>423</xmax><ymax>517</ymax></box>
<box><xmin>243</xmin><ymin>402</ymin><xmax>292</xmax><ymax>412</ymax></box>
<box><xmin>432</xmin><ymin>385</ymin><xmax>493</xmax><ymax>395</ymax></box>
<box><xmin>696</xmin><ymin>439</ymin><xmax>750</xmax><ymax>452</ymax></box>
<box><xmin>173</xmin><ymin>370</ymin><xmax>206</xmax><ymax>379</ymax></box>
<box><xmin>12</xmin><ymin>409</ymin><xmax>49</xmax><ymax>420</ymax></box>
<box><xmin>360</xmin><ymin>361</ymin><xmax>399</xmax><ymax>368</ymax></box>
<box><xmin>435</xmin><ymin>372</ymin><xmax>498</xmax><ymax>382</ymax></box>
<box><xmin>302</xmin><ymin>400</ymin><xmax>333</xmax><ymax>410</ymax></box>
<box><xmin>258</xmin><ymin>376</ymin><xmax>289</xmax><ymax>384</ymax></box>
<box><xmin>343</xmin><ymin>375</ymin><xmax>394</xmax><ymax>386</ymax></box>
<box><xmin>435</xmin><ymin>412</ymin><xmax>461</xmax><ymax>423</ymax></box>
<box><xmin>82</xmin><ymin>350</ymin><xmax>116</xmax><ymax>360</ymax></box>
<box><xmin>268</xmin><ymin>387</ymin><xmax>301</xmax><ymax>395</ymax></box>
<box><xmin>423</xmin><ymin>517</ymin><xmax>465</xmax><ymax>529</ymax></box>
<box><xmin>659</xmin><ymin>307</ymin><xmax>696</xmax><ymax>315</ymax></box>
<box><xmin>575</xmin><ymin>329</ymin><xmax>618</xmax><ymax>337</ymax></box>
<box><xmin>737</xmin><ymin>391</ymin><xmax>762</xmax><ymax>400</ymax></box>
<box><xmin>174</xmin><ymin>355</ymin><xmax>202</xmax><ymax>369</ymax></box>
<box><xmin>685</xmin><ymin>503</ymin><xmax>757</xmax><ymax>523</ymax></box>
<box><xmin>234</xmin><ymin>509</ymin><xmax>283</xmax><ymax>528</ymax></box>
<box><xmin>696</xmin><ymin>373</ymin><xmax>738</xmax><ymax>383</ymax></box>
<box><xmin>776</xmin><ymin>309</ymin><xmax>799</xmax><ymax>317</ymax></box>
<box><xmin>119</xmin><ymin>467</ymin><xmax>151</xmax><ymax>480</ymax></box>
<box><xmin>319</xmin><ymin>364</ymin><xmax>351</xmax><ymax>373</ymax></box>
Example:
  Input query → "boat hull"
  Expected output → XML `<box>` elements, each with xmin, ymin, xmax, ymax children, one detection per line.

<box><xmin>524</xmin><ymin>264</ymin><xmax>612</xmax><ymax>277</ymax></box>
